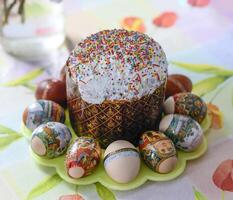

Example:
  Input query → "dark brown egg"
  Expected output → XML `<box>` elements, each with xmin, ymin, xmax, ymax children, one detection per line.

<box><xmin>165</xmin><ymin>74</ymin><xmax>192</xmax><ymax>98</ymax></box>
<box><xmin>35</xmin><ymin>79</ymin><xmax>67</xmax><ymax>107</ymax></box>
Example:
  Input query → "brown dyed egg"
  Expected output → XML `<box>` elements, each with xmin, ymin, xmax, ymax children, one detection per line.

<box><xmin>35</xmin><ymin>79</ymin><xmax>67</xmax><ymax>107</ymax></box>
<box><xmin>139</xmin><ymin>131</ymin><xmax>177</xmax><ymax>173</ymax></box>
<box><xmin>65</xmin><ymin>137</ymin><xmax>101</xmax><ymax>179</ymax></box>
<box><xmin>165</xmin><ymin>74</ymin><xmax>192</xmax><ymax>98</ymax></box>
<box><xmin>164</xmin><ymin>92</ymin><xmax>207</xmax><ymax>123</ymax></box>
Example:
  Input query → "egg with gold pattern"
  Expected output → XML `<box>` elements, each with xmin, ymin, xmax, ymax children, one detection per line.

<box><xmin>139</xmin><ymin>131</ymin><xmax>177</xmax><ymax>173</ymax></box>
<box><xmin>163</xmin><ymin>92</ymin><xmax>207</xmax><ymax>123</ymax></box>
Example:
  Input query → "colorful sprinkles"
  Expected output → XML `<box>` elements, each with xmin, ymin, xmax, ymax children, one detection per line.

<box><xmin>67</xmin><ymin>29</ymin><xmax>168</xmax><ymax>104</ymax></box>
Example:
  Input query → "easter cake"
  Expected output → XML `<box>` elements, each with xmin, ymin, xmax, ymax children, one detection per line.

<box><xmin>66</xmin><ymin>29</ymin><xmax>168</xmax><ymax>148</ymax></box>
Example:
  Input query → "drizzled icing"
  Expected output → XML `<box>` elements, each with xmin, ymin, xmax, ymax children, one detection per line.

<box><xmin>67</xmin><ymin>29</ymin><xmax>168</xmax><ymax>104</ymax></box>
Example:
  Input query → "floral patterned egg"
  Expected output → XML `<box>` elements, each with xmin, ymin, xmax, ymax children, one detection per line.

<box><xmin>159</xmin><ymin>114</ymin><xmax>203</xmax><ymax>152</ymax></box>
<box><xmin>23</xmin><ymin>100</ymin><xmax>66</xmax><ymax>131</ymax></box>
<box><xmin>65</xmin><ymin>137</ymin><xmax>101</xmax><ymax>179</ymax></box>
<box><xmin>163</xmin><ymin>92</ymin><xmax>207</xmax><ymax>123</ymax></box>
<box><xmin>139</xmin><ymin>131</ymin><xmax>177</xmax><ymax>173</ymax></box>
<box><xmin>31</xmin><ymin>122</ymin><xmax>72</xmax><ymax>158</ymax></box>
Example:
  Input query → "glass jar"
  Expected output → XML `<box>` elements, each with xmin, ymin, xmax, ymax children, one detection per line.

<box><xmin>0</xmin><ymin>0</ymin><xmax>65</xmax><ymax>63</ymax></box>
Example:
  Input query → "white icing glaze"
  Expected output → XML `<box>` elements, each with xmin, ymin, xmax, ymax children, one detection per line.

<box><xmin>67</xmin><ymin>29</ymin><xmax>167</xmax><ymax>104</ymax></box>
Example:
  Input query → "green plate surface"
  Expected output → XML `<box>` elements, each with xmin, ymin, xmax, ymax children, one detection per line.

<box><xmin>21</xmin><ymin>117</ymin><xmax>208</xmax><ymax>191</ymax></box>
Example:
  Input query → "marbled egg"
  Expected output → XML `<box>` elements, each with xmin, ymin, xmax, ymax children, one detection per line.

<box><xmin>31</xmin><ymin>122</ymin><xmax>72</xmax><ymax>158</ymax></box>
<box><xmin>139</xmin><ymin>131</ymin><xmax>177</xmax><ymax>173</ymax></box>
<box><xmin>103</xmin><ymin>140</ymin><xmax>140</xmax><ymax>183</ymax></box>
<box><xmin>23</xmin><ymin>100</ymin><xmax>66</xmax><ymax>131</ymax></box>
<box><xmin>164</xmin><ymin>92</ymin><xmax>207</xmax><ymax>123</ymax></box>
<box><xmin>65</xmin><ymin>137</ymin><xmax>101</xmax><ymax>179</ymax></box>
<box><xmin>159</xmin><ymin>114</ymin><xmax>203</xmax><ymax>152</ymax></box>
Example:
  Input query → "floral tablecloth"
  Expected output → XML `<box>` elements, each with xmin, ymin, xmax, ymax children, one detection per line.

<box><xmin>0</xmin><ymin>0</ymin><xmax>233</xmax><ymax>199</ymax></box>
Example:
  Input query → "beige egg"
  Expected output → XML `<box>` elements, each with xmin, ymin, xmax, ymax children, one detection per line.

<box><xmin>103</xmin><ymin>140</ymin><xmax>140</xmax><ymax>183</ymax></box>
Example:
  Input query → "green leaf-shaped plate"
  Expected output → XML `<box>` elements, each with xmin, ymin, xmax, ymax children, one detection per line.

<box><xmin>21</xmin><ymin>120</ymin><xmax>208</xmax><ymax>191</ymax></box>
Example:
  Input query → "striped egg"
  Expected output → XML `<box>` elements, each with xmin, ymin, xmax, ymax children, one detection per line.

<box><xmin>31</xmin><ymin>122</ymin><xmax>72</xmax><ymax>158</ymax></box>
<box><xmin>163</xmin><ymin>93</ymin><xmax>207</xmax><ymax>123</ymax></box>
<box><xmin>104</xmin><ymin>140</ymin><xmax>140</xmax><ymax>183</ymax></box>
<box><xmin>159</xmin><ymin>114</ymin><xmax>203</xmax><ymax>152</ymax></box>
<box><xmin>23</xmin><ymin>100</ymin><xmax>66</xmax><ymax>131</ymax></box>
<box><xmin>139</xmin><ymin>131</ymin><xmax>177</xmax><ymax>173</ymax></box>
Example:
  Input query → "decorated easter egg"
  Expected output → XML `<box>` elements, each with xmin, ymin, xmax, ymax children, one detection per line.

<box><xmin>103</xmin><ymin>140</ymin><xmax>140</xmax><ymax>183</ymax></box>
<box><xmin>31</xmin><ymin>122</ymin><xmax>72</xmax><ymax>158</ymax></box>
<box><xmin>165</xmin><ymin>74</ymin><xmax>192</xmax><ymax>98</ymax></box>
<box><xmin>164</xmin><ymin>93</ymin><xmax>207</xmax><ymax>123</ymax></box>
<box><xmin>65</xmin><ymin>137</ymin><xmax>101</xmax><ymax>179</ymax></box>
<box><xmin>159</xmin><ymin>114</ymin><xmax>203</xmax><ymax>151</ymax></box>
<box><xmin>23</xmin><ymin>100</ymin><xmax>66</xmax><ymax>131</ymax></box>
<box><xmin>139</xmin><ymin>131</ymin><xmax>177</xmax><ymax>173</ymax></box>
